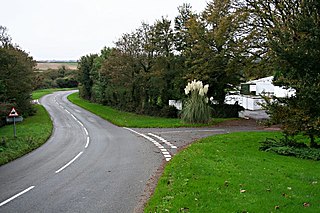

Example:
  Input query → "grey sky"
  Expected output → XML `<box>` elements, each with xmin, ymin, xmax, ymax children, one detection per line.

<box><xmin>1</xmin><ymin>0</ymin><xmax>208</xmax><ymax>61</ymax></box>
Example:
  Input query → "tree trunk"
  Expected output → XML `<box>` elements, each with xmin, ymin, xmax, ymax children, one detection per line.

<box><xmin>309</xmin><ymin>134</ymin><xmax>317</xmax><ymax>148</ymax></box>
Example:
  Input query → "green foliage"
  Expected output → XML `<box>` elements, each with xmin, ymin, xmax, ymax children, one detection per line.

<box><xmin>249</xmin><ymin>0</ymin><xmax>320</xmax><ymax>147</ymax></box>
<box><xmin>260</xmin><ymin>137</ymin><xmax>320</xmax><ymax>161</ymax></box>
<box><xmin>32</xmin><ymin>88</ymin><xmax>75</xmax><ymax>100</ymax></box>
<box><xmin>77</xmin><ymin>1</ymin><xmax>255</xmax><ymax>116</ymax></box>
<box><xmin>178</xmin><ymin>0</ymin><xmax>251</xmax><ymax>104</ymax></box>
<box><xmin>145</xmin><ymin>131</ymin><xmax>320</xmax><ymax>212</ymax></box>
<box><xmin>182</xmin><ymin>91</ymin><xmax>211</xmax><ymax>124</ymax></box>
<box><xmin>0</xmin><ymin>105</ymin><xmax>52</xmax><ymax>165</ymax></box>
<box><xmin>68</xmin><ymin>92</ymin><xmax>228</xmax><ymax>128</ymax></box>
<box><xmin>55</xmin><ymin>77</ymin><xmax>78</xmax><ymax>88</ymax></box>
<box><xmin>78</xmin><ymin>54</ymin><xmax>98</xmax><ymax>100</ymax></box>
<box><xmin>211</xmin><ymin>103</ymin><xmax>244</xmax><ymax>118</ymax></box>
<box><xmin>0</xmin><ymin>27</ymin><xmax>36</xmax><ymax>126</ymax></box>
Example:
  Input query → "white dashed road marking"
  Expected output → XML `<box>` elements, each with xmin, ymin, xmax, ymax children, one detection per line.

<box><xmin>0</xmin><ymin>186</ymin><xmax>35</xmax><ymax>207</ymax></box>
<box><xmin>53</xmin><ymin>94</ymin><xmax>90</xmax><ymax>174</ymax></box>
<box><xmin>85</xmin><ymin>137</ymin><xmax>90</xmax><ymax>148</ymax></box>
<box><xmin>55</xmin><ymin>152</ymin><xmax>83</xmax><ymax>174</ymax></box>
<box><xmin>148</xmin><ymin>133</ymin><xmax>177</xmax><ymax>149</ymax></box>
<box><xmin>124</xmin><ymin>128</ymin><xmax>174</xmax><ymax>161</ymax></box>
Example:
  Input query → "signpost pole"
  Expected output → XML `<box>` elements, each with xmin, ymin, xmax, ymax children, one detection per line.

<box><xmin>13</xmin><ymin>116</ymin><xmax>16</xmax><ymax>138</ymax></box>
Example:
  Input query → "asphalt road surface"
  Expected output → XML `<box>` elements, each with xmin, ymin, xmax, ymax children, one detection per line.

<box><xmin>0</xmin><ymin>91</ymin><xmax>163</xmax><ymax>213</ymax></box>
<box><xmin>0</xmin><ymin>91</ymin><xmax>263</xmax><ymax>212</ymax></box>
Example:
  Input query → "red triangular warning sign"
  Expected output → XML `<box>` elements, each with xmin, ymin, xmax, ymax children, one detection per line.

<box><xmin>8</xmin><ymin>107</ymin><xmax>19</xmax><ymax>117</ymax></box>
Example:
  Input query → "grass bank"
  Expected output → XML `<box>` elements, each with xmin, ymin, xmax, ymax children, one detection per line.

<box><xmin>0</xmin><ymin>88</ymin><xmax>73</xmax><ymax>165</ymax></box>
<box><xmin>0</xmin><ymin>105</ymin><xmax>52</xmax><ymax>166</ymax></box>
<box><xmin>32</xmin><ymin>88</ymin><xmax>75</xmax><ymax>100</ymax></box>
<box><xmin>68</xmin><ymin>92</ymin><xmax>231</xmax><ymax>128</ymax></box>
<box><xmin>145</xmin><ymin>132</ymin><xmax>320</xmax><ymax>212</ymax></box>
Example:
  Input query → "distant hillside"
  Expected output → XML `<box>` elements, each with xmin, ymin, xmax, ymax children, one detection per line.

<box><xmin>36</xmin><ymin>62</ymin><xmax>78</xmax><ymax>70</ymax></box>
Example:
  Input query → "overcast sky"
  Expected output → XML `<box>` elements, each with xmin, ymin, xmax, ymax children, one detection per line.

<box><xmin>1</xmin><ymin>0</ymin><xmax>208</xmax><ymax>61</ymax></box>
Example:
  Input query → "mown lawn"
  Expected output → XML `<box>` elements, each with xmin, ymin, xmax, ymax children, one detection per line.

<box><xmin>68</xmin><ymin>92</ymin><xmax>232</xmax><ymax>128</ymax></box>
<box><xmin>145</xmin><ymin>132</ymin><xmax>320</xmax><ymax>212</ymax></box>
<box><xmin>0</xmin><ymin>105</ymin><xmax>52</xmax><ymax>166</ymax></box>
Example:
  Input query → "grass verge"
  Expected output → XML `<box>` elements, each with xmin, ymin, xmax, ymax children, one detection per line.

<box><xmin>145</xmin><ymin>132</ymin><xmax>320</xmax><ymax>212</ymax></box>
<box><xmin>32</xmin><ymin>88</ymin><xmax>75</xmax><ymax>100</ymax></box>
<box><xmin>0</xmin><ymin>105</ymin><xmax>52</xmax><ymax>166</ymax></box>
<box><xmin>68</xmin><ymin>92</ymin><xmax>231</xmax><ymax>128</ymax></box>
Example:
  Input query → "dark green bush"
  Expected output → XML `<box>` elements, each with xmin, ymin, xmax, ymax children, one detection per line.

<box><xmin>56</xmin><ymin>77</ymin><xmax>78</xmax><ymax>88</ymax></box>
<box><xmin>211</xmin><ymin>104</ymin><xmax>244</xmax><ymax>118</ymax></box>
<box><xmin>160</xmin><ymin>105</ymin><xmax>179</xmax><ymax>118</ymax></box>
<box><xmin>260</xmin><ymin>137</ymin><xmax>320</xmax><ymax>161</ymax></box>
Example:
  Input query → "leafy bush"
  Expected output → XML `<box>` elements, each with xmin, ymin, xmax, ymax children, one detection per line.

<box><xmin>182</xmin><ymin>80</ymin><xmax>211</xmax><ymax>124</ymax></box>
<box><xmin>55</xmin><ymin>77</ymin><xmax>78</xmax><ymax>88</ymax></box>
<box><xmin>211</xmin><ymin>104</ymin><xmax>244</xmax><ymax>118</ymax></box>
<box><xmin>160</xmin><ymin>105</ymin><xmax>179</xmax><ymax>118</ymax></box>
<box><xmin>260</xmin><ymin>137</ymin><xmax>320</xmax><ymax>161</ymax></box>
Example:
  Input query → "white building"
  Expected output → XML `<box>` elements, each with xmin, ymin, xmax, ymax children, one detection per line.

<box><xmin>225</xmin><ymin>76</ymin><xmax>295</xmax><ymax>111</ymax></box>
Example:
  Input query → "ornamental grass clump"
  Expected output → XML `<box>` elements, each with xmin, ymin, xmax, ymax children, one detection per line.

<box><xmin>182</xmin><ymin>80</ymin><xmax>211</xmax><ymax>124</ymax></box>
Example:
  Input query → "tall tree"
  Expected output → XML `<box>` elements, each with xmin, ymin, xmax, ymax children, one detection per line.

<box><xmin>248</xmin><ymin>0</ymin><xmax>320</xmax><ymax>147</ymax></box>
<box><xmin>0</xmin><ymin>26</ymin><xmax>36</xmax><ymax>126</ymax></box>
<box><xmin>78</xmin><ymin>54</ymin><xmax>98</xmax><ymax>100</ymax></box>
<box><xmin>182</xmin><ymin>0</ymin><xmax>248</xmax><ymax>104</ymax></box>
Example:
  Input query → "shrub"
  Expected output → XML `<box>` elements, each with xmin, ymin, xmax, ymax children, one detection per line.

<box><xmin>181</xmin><ymin>80</ymin><xmax>211</xmax><ymax>124</ymax></box>
<box><xmin>211</xmin><ymin>103</ymin><xmax>244</xmax><ymax>118</ymax></box>
<box><xmin>260</xmin><ymin>136</ymin><xmax>320</xmax><ymax>161</ymax></box>
<box><xmin>160</xmin><ymin>105</ymin><xmax>179</xmax><ymax>118</ymax></box>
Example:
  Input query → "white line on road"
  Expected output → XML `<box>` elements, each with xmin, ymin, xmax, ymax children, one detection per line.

<box><xmin>85</xmin><ymin>137</ymin><xmax>90</xmax><ymax>148</ymax></box>
<box><xmin>0</xmin><ymin>186</ymin><xmax>35</xmax><ymax>207</ymax></box>
<box><xmin>84</xmin><ymin>128</ymin><xmax>88</xmax><ymax>136</ymax></box>
<box><xmin>71</xmin><ymin>114</ymin><xmax>77</xmax><ymax>121</ymax></box>
<box><xmin>55</xmin><ymin>152</ymin><xmax>83</xmax><ymax>174</ymax></box>
<box><xmin>124</xmin><ymin>127</ymin><xmax>172</xmax><ymax>161</ymax></box>
<box><xmin>148</xmin><ymin>133</ymin><xmax>177</xmax><ymax>149</ymax></box>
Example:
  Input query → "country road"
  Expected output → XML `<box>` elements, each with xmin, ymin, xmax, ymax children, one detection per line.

<box><xmin>0</xmin><ymin>91</ymin><xmax>264</xmax><ymax>212</ymax></box>
<box><xmin>0</xmin><ymin>91</ymin><xmax>163</xmax><ymax>212</ymax></box>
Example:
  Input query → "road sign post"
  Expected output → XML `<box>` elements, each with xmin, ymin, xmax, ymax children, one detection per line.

<box><xmin>8</xmin><ymin>108</ymin><xmax>19</xmax><ymax>138</ymax></box>
<box><xmin>13</xmin><ymin>116</ymin><xmax>16</xmax><ymax>137</ymax></box>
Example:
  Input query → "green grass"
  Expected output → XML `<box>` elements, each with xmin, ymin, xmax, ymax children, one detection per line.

<box><xmin>32</xmin><ymin>88</ymin><xmax>75</xmax><ymax>100</ymax></box>
<box><xmin>68</xmin><ymin>92</ymin><xmax>231</xmax><ymax>128</ymax></box>
<box><xmin>0</xmin><ymin>105</ymin><xmax>53</xmax><ymax>166</ymax></box>
<box><xmin>145</xmin><ymin>132</ymin><xmax>320</xmax><ymax>212</ymax></box>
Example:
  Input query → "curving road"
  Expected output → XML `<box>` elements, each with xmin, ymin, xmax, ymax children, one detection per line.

<box><xmin>0</xmin><ymin>91</ymin><xmax>263</xmax><ymax>212</ymax></box>
<box><xmin>0</xmin><ymin>91</ymin><xmax>163</xmax><ymax>212</ymax></box>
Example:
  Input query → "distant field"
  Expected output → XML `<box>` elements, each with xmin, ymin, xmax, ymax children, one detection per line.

<box><xmin>36</xmin><ymin>62</ymin><xmax>78</xmax><ymax>70</ymax></box>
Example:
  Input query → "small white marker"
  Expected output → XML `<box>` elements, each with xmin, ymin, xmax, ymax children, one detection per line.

<box><xmin>0</xmin><ymin>186</ymin><xmax>35</xmax><ymax>207</ymax></box>
<box><xmin>55</xmin><ymin>152</ymin><xmax>83</xmax><ymax>174</ymax></box>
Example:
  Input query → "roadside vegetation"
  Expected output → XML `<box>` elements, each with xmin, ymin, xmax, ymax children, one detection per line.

<box><xmin>32</xmin><ymin>88</ymin><xmax>76</xmax><ymax>100</ymax></box>
<box><xmin>0</xmin><ymin>88</ymin><xmax>77</xmax><ymax>166</ymax></box>
<box><xmin>0</xmin><ymin>105</ymin><xmax>52</xmax><ymax>166</ymax></box>
<box><xmin>34</xmin><ymin>64</ymin><xmax>78</xmax><ymax>90</ymax></box>
<box><xmin>68</xmin><ymin>92</ymin><xmax>231</xmax><ymax>128</ymax></box>
<box><xmin>145</xmin><ymin>131</ymin><xmax>320</xmax><ymax>212</ymax></box>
